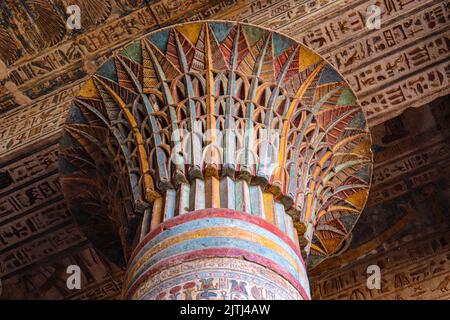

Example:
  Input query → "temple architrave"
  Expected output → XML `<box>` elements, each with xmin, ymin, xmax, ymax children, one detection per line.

<box><xmin>0</xmin><ymin>0</ymin><xmax>449</xmax><ymax>300</ymax></box>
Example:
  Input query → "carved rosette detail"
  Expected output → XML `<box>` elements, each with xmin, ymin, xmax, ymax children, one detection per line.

<box><xmin>59</xmin><ymin>21</ymin><xmax>372</xmax><ymax>298</ymax></box>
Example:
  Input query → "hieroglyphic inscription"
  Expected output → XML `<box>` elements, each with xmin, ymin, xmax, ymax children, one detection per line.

<box><xmin>373</xmin><ymin>126</ymin><xmax>450</xmax><ymax>165</ymax></box>
<box><xmin>311</xmin><ymin>230</ymin><xmax>450</xmax><ymax>300</ymax></box>
<box><xmin>218</xmin><ymin>0</ymin><xmax>340</xmax><ymax>28</ymax></box>
<box><xmin>0</xmin><ymin>247</ymin><xmax>122</xmax><ymax>299</ymax></box>
<box><xmin>361</xmin><ymin>62</ymin><xmax>450</xmax><ymax>124</ymax></box>
<box><xmin>0</xmin><ymin>87</ymin><xmax>80</xmax><ymax>156</ymax></box>
<box><xmin>149</xmin><ymin>0</ymin><xmax>210</xmax><ymax>24</ymax></box>
<box><xmin>68</xmin><ymin>276</ymin><xmax>123</xmax><ymax>300</ymax></box>
<box><xmin>0</xmin><ymin>174</ymin><xmax>61</xmax><ymax>221</ymax></box>
<box><xmin>367</xmin><ymin>168</ymin><xmax>441</xmax><ymax>207</ymax></box>
<box><xmin>0</xmin><ymin>224</ymin><xmax>86</xmax><ymax>278</ymax></box>
<box><xmin>0</xmin><ymin>201</ymin><xmax>70</xmax><ymax>249</ymax></box>
<box><xmin>347</xmin><ymin>34</ymin><xmax>450</xmax><ymax>96</ymax></box>
<box><xmin>299</xmin><ymin>1</ymin><xmax>446</xmax><ymax>56</ymax></box>
<box><xmin>188</xmin><ymin>0</ymin><xmax>240</xmax><ymax>21</ymax></box>
<box><xmin>366</xmin><ymin>181</ymin><xmax>408</xmax><ymax>207</ymax></box>
<box><xmin>0</xmin><ymin>144</ymin><xmax>58</xmax><ymax>192</ymax></box>
<box><xmin>372</xmin><ymin>142</ymin><xmax>450</xmax><ymax>185</ymax></box>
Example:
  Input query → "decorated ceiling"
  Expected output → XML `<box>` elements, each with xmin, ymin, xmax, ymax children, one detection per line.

<box><xmin>0</xmin><ymin>0</ymin><xmax>449</xmax><ymax>300</ymax></box>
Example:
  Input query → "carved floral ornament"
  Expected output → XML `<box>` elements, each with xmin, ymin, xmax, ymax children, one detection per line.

<box><xmin>59</xmin><ymin>21</ymin><xmax>373</xmax><ymax>269</ymax></box>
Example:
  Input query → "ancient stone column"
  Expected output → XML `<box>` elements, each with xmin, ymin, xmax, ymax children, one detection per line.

<box><xmin>59</xmin><ymin>21</ymin><xmax>372</xmax><ymax>300</ymax></box>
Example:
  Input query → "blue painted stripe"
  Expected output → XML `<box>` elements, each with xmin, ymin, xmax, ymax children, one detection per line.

<box><xmin>275</xmin><ymin>202</ymin><xmax>286</xmax><ymax>232</ymax></box>
<box><xmin>128</xmin><ymin>236</ymin><xmax>308</xmax><ymax>290</ymax></box>
<box><xmin>164</xmin><ymin>190</ymin><xmax>176</xmax><ymax>220</ymax></box>
<box><xmin>130</xmin><ymin>217</ymin><xmax>305</xmax><ymax>275</ymax></box>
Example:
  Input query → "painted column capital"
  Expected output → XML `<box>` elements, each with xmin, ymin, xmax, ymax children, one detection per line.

<box><xmin>59</xmin><ymin>21</ymin><xmax>373</xmax><ymax>299</ymax></box>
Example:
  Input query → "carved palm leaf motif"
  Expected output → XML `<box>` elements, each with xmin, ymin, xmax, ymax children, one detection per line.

<box><xmin>0</xmin><ymin>22</ymin><xmax>20</xmax><ymax>65</ymax></box>
<box><xmin>0</xmin><ymin>0</ymin><xmax>17</xmax><ymax>63</ymax></box>
<box><xmin>23</xmin><ymin>0</ymin><xmax>66</xmax><ymax>48</ymax></box>
<box><xmin>60</xmin><ymin>22</ymin><xmax>373</xmax><ymax>268</ymax></box>
<box><xmin>1</xmin><ymin>0</ymin><xmax>65</xmax><ymax>52</ymax></box>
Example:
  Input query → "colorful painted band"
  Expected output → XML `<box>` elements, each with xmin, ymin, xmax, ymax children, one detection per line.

<box><xmin>126</xmin><ymin>217</ymin><xmax>306</xmax><ymax>289</ymax></box>
<box><xmin>130</xmin><ymin>209</ymin><xmax>304</xmax><ymax>262</ymax></box>
<box><xmin>127</xmin><ymin>220</ymin><xmax>307</xmax><ymax>279</ymax></box>
<box><xmin>124</xmin><ymin>209</ymin><xmax>310</xmax><ymax>299</ymax></box>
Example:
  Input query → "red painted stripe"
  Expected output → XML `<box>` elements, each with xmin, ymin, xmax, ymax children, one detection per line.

<box><xmin>125</xmin><ymin>247</ymin><xmax>310</xmax><ymax>300</ymax></box>
<box><xmin>130</xmin><ymin>208</ymin><xmax>304</xmax><ymax>265</ymax></box>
